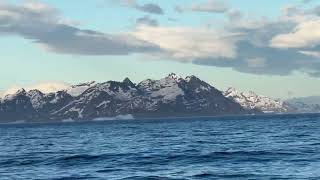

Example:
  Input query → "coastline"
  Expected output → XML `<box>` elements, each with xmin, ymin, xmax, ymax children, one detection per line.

<box><xmin>1</xmin><ymin>112</ymin><xmax>320</xmax><ymax>126</ymax></box>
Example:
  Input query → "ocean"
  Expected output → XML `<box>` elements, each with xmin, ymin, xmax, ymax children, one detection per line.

<box><xmin>0</xmin><ymin>114</ymin><xmax>320</xmax><ymax>179</ymax></box>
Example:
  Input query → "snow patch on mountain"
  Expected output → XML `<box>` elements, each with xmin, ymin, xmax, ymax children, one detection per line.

<box><xmin>152</xmin><ymin>76</ymin><xmax>184</xmax><ymax>101</ymax></box>
<box><xmin>68</xmin><ymin>107</ymin><xmax>84</xmax><ymax>118</ymax></box>
<box><xmin>66</xmin><ymin>81</ymin><xmax>97</xmax><ymax>97</ymax></box>
<box><xmin>139</xmin><ymin>73</ymin><xmax>184</xmax><ymax>102</ymax></box>
<box><xmin>27</xmin><ymin>90</ymin><xmax>44</xmax><ymax>109</ymax></box>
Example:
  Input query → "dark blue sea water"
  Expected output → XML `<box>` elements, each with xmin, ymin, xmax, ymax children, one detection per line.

<box><xmin>0</xmin><ymin>114</ymin><xmax>320</xmax><ymax>179</ymax></box>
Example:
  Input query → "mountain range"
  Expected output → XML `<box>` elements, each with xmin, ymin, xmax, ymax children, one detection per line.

<box><xmin>0</xmin><ymin>73</ymin><xmax>319</xmax><ymax>123</ymax></box>
<box><xmin>0</xmin><ymin>74</ymin><xmax>252</xmax><ymax>123</ymax></box>
<box><xmin>224</xmin><ymin>88</ymin><xmax>320</xmax><ymax>113</ymax></box>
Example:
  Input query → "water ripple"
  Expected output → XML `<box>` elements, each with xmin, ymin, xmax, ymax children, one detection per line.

<box><xmin>0</xmin><ymin>114</ymin><xmax>320</xmax><ymax>179</ymax></box>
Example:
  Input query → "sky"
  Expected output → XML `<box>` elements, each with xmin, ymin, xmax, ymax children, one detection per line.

<box><xmin>0</xmin><ymin>0</ymin><xmax>320</xmax><ymax>99</ymax></box>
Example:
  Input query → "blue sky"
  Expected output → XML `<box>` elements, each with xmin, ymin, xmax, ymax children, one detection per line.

<box><xmin>0</xmin><ymin>0</ymin><xmax>320</xmax><ymax>99</ymax></box>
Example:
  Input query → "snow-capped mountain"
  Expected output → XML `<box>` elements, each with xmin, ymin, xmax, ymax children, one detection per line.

<box><xmin>0</xmin><ymin>74</ymin><xmax>254</xmax><ymax>123</ymax></box>
<box><xmin>224</xmin><ymin>87</ymin><xmax>290</xmax><ymax>113</ymax></box>
<box><xmin>224</xmin><ymin>87</ymin><xmax>320</xmax><ymax>113</ymax></box>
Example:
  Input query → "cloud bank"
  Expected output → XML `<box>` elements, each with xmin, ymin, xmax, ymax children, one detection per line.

<box><xmin>0</xmin><ymin>1</ymin><xmax>159</xmax><ymax>55</ymax></box>
<box><xmin>271</xmin><ymin>20</ymin><xmax>320</xmax><ymax>48</ymax></box>
<box><xmin>1</xmin><ymin>1</ymin><xmax>320</xmax><ymax>77</ymax></box>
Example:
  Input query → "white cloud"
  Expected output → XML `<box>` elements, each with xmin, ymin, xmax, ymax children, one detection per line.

<box><xmin>130</xmin><ymin>4</ymin><xmax>320</xmax><ymax>77</ymax></box>
<box><xmin>1</xmin><ymin>82</ymin><xmax>69</xmax><ymax>97</ymax></box>
<box><xmin>271</xmin><ymin>20</ymin><xmax>320</xmax><ymax>48</ymax></box>
<box><xmin>1</xmin><ymin>1</ymin><xmax>320</xmax><ymax>78</ymax></box>
<box><xmin>28</xmin><ymin>82</ymin><xmax>70</xmax><ymax>93</ymax></box>
<box><xmin>131</xmin><ymin>25</ymin><xmax>239</xmax><ymax>61</ymax></box>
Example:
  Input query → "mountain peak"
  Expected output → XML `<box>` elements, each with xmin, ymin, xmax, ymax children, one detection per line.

<box><xmin>185</xmin><ymin>75</ymin><xmax>200</xmax><ymax>82</ymax></box>
<box><xmin>2</xmin><ymin>88</ymin><xmax>27</xmax><ymax>101</ymax></box>
<box><xmin>226</xmin><ymin>87</ymin><xmax>237</xmax><ymax>92</ymax></box>
<box><xmin>15</xmin><ymin>88</ymin><xmax>27</xmax><ymax>96</ymax></box>
<box><xmin>123</xmin><ymin>77</ymin><xmax>135</xmax><ymax>86</ymax></box>
<box><xmin>168</xmin><ymin>72</ymin><xmax>178</xmax><ymax>77</ymax></box>
<box><xmin>224</xmin><ymin>87</ymin><xmax>238</xmax><ymax>97</ymax></box>
<box><xmin>27</xmin><ymin>89</ymin><xmax>44</xmax><ymax>97</ymax></box>
<box><xmin>167</xmin><ymin>73</ymin><xmax>183</xmax><ymax>82</ymax></box>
